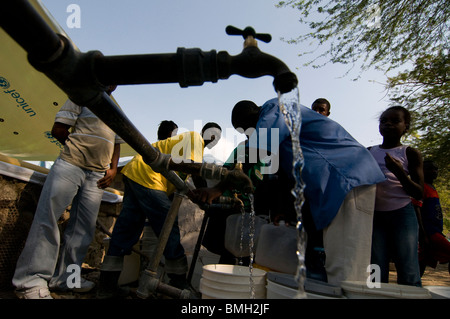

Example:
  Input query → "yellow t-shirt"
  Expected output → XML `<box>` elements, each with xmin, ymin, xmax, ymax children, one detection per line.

<box><xmin>121</xmin><ymin>131</ymin><xmax>204</xmax><ymax>194</ymax></box>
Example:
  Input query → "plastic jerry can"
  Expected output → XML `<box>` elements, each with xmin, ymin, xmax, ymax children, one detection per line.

<box><xmin>224</xmin><ymin>213</ymin><xmax>268</xmax><ymax>257</ymax></box>
<box><xmin>255</xmin><ymin>222</ymin><xmax>298</xmax><ymax>274</ymax></box>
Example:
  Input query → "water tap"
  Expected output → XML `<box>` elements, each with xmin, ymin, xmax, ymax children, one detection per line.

<box><xmin>199</xmin><ymin>193</ymin><xmax>244</xmax><ymax>210</ymax></box>
<box><xmin>90</xmin><ymin>26</ymin><xmax>298</xmax><ymax>94</ymax></box>
<box><xmin>220</xmin><ymin>26</ymin><xmax>298</xmax><ymax>94</ymax></box>
<box><xmin>221</xmin><ymin>162</ymin><xmax>254</xmax><ymax>194</ymax></box>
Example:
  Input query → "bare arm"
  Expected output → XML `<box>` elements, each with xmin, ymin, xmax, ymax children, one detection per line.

<box><xmin>384</xmin><ymin>147</ymin><xmax>424</xmax><ymax>200</ymax></box>
<box><xmin>51</xmin><ymin>122</ymin><xmax>71</xmax><ymax>145</ymax></box>
<box><xmin>188</xmin><ymin>182</ymin><xmax>226</xmax><ymax>204</ymax></box>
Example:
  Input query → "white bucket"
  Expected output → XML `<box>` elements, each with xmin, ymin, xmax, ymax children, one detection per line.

<box><xmin>266</xmin><ymin>279</ymin><xmax>299</xmax><ymax>299</ymax></box>
<box><xmin>200</xmin><ymin>264</ymin><xmax>266</xmax><ymax>299</ymax></box>
<box><xmin>341</xmin><ymin>281</ymin><xmax>432</xmax><ymax>299</ymax></box>
<box><xmin>266</xmin><ymin>272</ymin><xmax>345</xmax><ymax>299</ymax></box>
<box><xmin>424</xmin><ymin>286</ymin><xmax>450</xmax><ymax>299</ymax></box>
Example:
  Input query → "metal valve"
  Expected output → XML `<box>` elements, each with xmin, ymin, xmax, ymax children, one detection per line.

<box><xmin>225</xmin><ymin>25</ymin><xmax>272</xmax><ymax>43</ymax></box>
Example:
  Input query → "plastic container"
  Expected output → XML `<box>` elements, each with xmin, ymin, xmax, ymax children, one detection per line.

<box><xmin>224</xmin><ymin>214</ymin><xmax>267</xmax><ymax>257</ymax></box>
<box><xmin>255</xmin><ymin>222</ymin><xmax>298</xmax><ymax>274</ymax></box>
<box><xmin>200</xmin><ymin>278</ymin><xmax>266</xmax><ymax>299</ymax></box>
<box><xmin>103</xmin><ymin>237</ymin><xmax>140</xmax><ymax>285</ymax></box>
<box><xmin>266</xmin><ymin>279</ymin><xmax>297</xmax><ymax>299</ymax></box>
<box><xmin>341</xmin><ymin>281</ymin><xmax>432</xmax><ymax>299</ymax></box>
<box><xmin>266</xmin><ymin>272</ymin><xmax>345</xmax><ymax>299</ymax></box>
<box><xmin>200</xmin><ymin>264</ymin><xmax>267</xmax><ymax>299</ymax></box>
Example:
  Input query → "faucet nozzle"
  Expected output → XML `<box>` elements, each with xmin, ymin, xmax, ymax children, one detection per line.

<box><xmin>223</xmin><ymin>162</ymin><xmax>254</xmax><ymax>194</ymax></box>
<box><xmin>223</xmin><ymin>25</ymin><xmax>298</xmax><ymax>94</ymax></box>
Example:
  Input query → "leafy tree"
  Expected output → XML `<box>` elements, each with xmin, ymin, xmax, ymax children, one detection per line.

<box><xmin>392</xmin><ymin>52</ymin><xmax>450</xmax><ymax>180</ymax></box>
<box><xmin>276</xmin><ymin>0</ymin><xmax>449</xmax><ymax>74</ymax></box>
<box><xmin>390</xmin><ymin>52</ymin><xmax>450</xmax><ymax>236</ymax></box>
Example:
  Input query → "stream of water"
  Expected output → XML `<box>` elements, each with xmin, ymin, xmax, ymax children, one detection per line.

<box><xmin>278</xmin><ymin>87</ymin><xmax>307</xmax><ymax>299</ymax></box>
<box><xmin>239</xmin><ymin>195</ymin><xmax>257</xmax><ymax>299</ymax></box>
<box><xmin>248</xmin><ymin>193</ymin><xmax>256</xmax><ymax>298</ymax></box>
<box><xmin>237</xmin><ymin>86</ymin><xmax>305</xmax><ymax>299</ymax></box>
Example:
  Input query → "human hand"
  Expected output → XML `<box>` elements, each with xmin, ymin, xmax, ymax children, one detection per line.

<box><xmin>97</xmin><ymin>168</ymin><xmax>116</xmax><ymax>189</ymax></box>
<box><xmin>384</xmin><ymin>153</ymin><xmax>404</xmax><ymax>176</ymax></box>
<box><xmin>188</xmin><ymin>187</ymin><xmax>224</xmax><ymax>205</ymax></box>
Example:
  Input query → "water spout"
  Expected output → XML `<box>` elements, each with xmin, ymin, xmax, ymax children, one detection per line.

<box><xmin>222</xmin><ymin>25</ymin><xmax>298</xmax><ymax>94</ymax></box>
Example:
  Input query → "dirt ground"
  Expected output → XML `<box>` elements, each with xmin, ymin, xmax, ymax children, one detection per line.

<box><xmin>0</xmin><ymin>261</ymin><xmax>447</xmax><ymax>299</ymax></box>
<box><xmin>391</xmin><ymin>262</ymin><xmax>450</xmax><ymax>287</ymax></box>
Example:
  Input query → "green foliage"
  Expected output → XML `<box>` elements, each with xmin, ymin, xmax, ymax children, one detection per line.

<box><xmin>391</xmin><ymin>52</ymin><xmax>450</xmax><ymax>182</ymax></box>
<box><xmin>276</xmin><ymin>0</ymin><xmax>450</xmax><ymax>74</ymax></box>
<box><xmin>436</xmin><ymin>181</ymin><xmax>450</xmax><ymax>236</ymax></box>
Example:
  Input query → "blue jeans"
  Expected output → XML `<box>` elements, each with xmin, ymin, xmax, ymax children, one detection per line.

<box><xmin>107</xmin><ymin>176</ymin><xmax>185</xmax><ymax>261</ymax></box>
<box><xmin>13</xmin><ymin>158</ymin><xmax>105</xmax><ymax>290</ymax></box>
<box><xmin>371</xmin><ymin>202</ymin><xmax>422</xmax><ymax>286</ymax></box>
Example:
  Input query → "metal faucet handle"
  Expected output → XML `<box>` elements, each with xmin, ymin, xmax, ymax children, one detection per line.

<box><xmin>226</xmin><ymin>25</ymin><xmax>272</xmax><ymax>43</ymax></box>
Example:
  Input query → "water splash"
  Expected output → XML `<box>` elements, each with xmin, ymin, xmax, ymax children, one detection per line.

<box><xmin>238</xmin><ymin>195</ymin><xmax>257</xmax><ymax>299</ymax></box>
<box><xmin>278</xmin><ymin>87</ymin><xmax>307</xmax><ymax>299</ymax></box>
<box><xmin>248</xmin><ymin>193</ymin><xmax>256</xmax><ymax>299</ymax></box>
<box><xmin>239</xmin><ymin>207</ymin><xmax>245</xmax><ymax>266</ymax></box>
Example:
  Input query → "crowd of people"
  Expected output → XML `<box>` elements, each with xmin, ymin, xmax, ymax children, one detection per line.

<box><xmin>11</xmin><ymin>89</ymin><xmax>449</xmax><ymax>299</ymax></box>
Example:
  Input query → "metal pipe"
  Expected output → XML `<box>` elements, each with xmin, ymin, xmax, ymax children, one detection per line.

<box><xmin>94</xmin><ymin>53</ymin><xmax>180</xmax><ymax>86</ymax></box>
<box><xmin>0</xmin><ymin>0</ymin><xmax>62</xmax><ymax>63</ymax></box>
<box><xmin>136</xmin><ymin>268</ymin><xmax>192</xmax><ymax>299</ymax></box>
<box><xmin>76</xmin><ymin>89</ymin><xmax>190</xmax><ymax>192</ymax></box>
<box><xmin>136</xmin><ymin>192</ymin><xmax>191</xmax><ymax>299</ymax></box>
<box><xmin>147</xmin><ymin>192</ymin><xmax>185</xmax><ymax>275</ymax></box>
<box><xmin>94</xmin><ymin>48</ymin><xmax>220</xmax><ymax>88</ymax></box>
<box><xmin>2</xmin><ymin>1</ymin><xmax>298</xmax><ymax>103</ymax></box>
<box><xmin>93</xmin><ymin>46</ymin><xmax>297</xmax><ymax>93</ymax></box>
<box><xmin>186</xmin><ymin>211</ymin><xmax>209</xmax><ymax>285</ymax></box>
<box><xmin>168</xmin><ymin>161</ymin><xmax>254</xmax><ymax>194</ymax></box>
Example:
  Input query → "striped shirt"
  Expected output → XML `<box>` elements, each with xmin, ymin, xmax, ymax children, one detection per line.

<box><xmin>55</xmin><ymin>99</ymin><xmax>124</xmax><ymax>171</ymax></box>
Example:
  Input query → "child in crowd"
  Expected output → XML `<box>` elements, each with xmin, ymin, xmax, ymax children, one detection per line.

<box><xmin>417</xmin><ymin>160</ymin><xmax>450</xmax><ymax>276</ymax></box>
<box><xmin>369</xmin><ymin>106</ymin><xmax>424</xmax><ymax>286</ymax></box>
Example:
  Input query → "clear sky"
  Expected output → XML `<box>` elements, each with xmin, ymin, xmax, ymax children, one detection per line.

<box><xmin>41</xmin><ymin>0</ymin><xmax>390</xmax><ymax>162</ymax></box>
